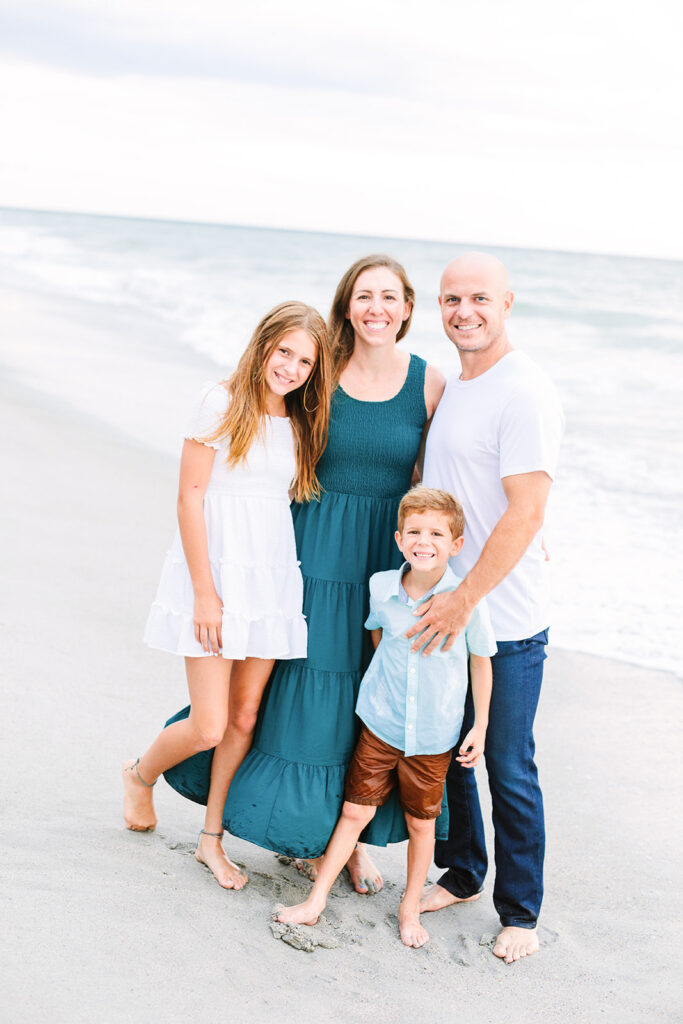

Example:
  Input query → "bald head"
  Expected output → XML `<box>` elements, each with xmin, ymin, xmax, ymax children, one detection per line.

<box><xmin>440</xmin><ymin>252</ymin><xmax>510</xmax><ymax>295</ymax></box>
<box><xmin>438</xmin><ymin>251</ymin><xmax>514</xmax><ymax>362</ymax></box>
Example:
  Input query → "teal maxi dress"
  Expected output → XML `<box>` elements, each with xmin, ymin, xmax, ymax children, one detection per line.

<box><xmin>163</xmin><ymin>354</ymin><xmax>446</xmax><ymax>857</ymax></box>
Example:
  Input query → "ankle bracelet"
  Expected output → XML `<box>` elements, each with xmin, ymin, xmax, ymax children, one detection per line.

<box><xmin>132</xmin><ymin>758</ymin><xmax>156</xmax><ymax>788</ymax></box>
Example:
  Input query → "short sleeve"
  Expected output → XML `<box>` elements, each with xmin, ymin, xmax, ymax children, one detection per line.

<box><xmin>185</xmin><ymin>383</ymin><xmax>230</xmax><ymax>449</ymax></box>
<box><xmin>499</xmin><ymin>373</ymin><xmax>564</xmax><ymax>481</ymax></box>
<box><xmin>464</xmin><ymin>597</ymin><xmax>497</xmax><ymax>657</ymax></box>
<box><xmin>364</xmin><ymin>574</ymin><xmax>385</xmax><ymax>631</ymax></box>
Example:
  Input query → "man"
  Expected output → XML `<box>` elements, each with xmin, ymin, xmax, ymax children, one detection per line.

<box><xmin>410</xmin><ymin>251</ymin><xmax>564</xmax><ymax>964</ymax></box>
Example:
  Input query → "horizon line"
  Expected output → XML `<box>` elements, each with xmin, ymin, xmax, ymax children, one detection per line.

<box><xmin>1</xmin><ymin>203</ymin><xmax>681</xmax><ymax>266</ymax></box>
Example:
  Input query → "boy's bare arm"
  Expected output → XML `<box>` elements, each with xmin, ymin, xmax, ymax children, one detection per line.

<box><xmin>370</xmin><ymin>628</ymin><xmax>382</xmax><ymax>650</ymax></box>
<box><xmin>456</xmin><ymin>653</ymin><xmax>492</xmax><ymax>767</ymax></box>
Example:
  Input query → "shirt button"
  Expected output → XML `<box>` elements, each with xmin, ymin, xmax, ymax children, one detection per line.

<box><xmin>407</xmin><ymin>724</ymin><xmax>413</xmax><ymax>730</ymax></box>
<box><xmin>410</xmin><ymin>667</ymin><xmax>416</xmax><ymax>674</ymax></box>
<box><xmin>409</xmin><ymin>696</ymin><xmax>415</xmax><ymax>702</ymax></box>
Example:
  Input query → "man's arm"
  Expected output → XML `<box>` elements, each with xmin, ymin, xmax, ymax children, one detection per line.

<box><xmin>406</xmin><ymin>470</ymin><xmax>552</xmax><ymax>654</ymax></box>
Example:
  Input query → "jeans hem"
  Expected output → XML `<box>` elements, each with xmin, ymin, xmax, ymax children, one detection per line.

<box><xmin>499</xmin><ymin>918</ymin><xmax>538</xmax><ymax>929</ymax></box>
<box><xmin>437</xmin><ymin>870</ymin><xmax>483</xmax><ymax>901</ymax></box>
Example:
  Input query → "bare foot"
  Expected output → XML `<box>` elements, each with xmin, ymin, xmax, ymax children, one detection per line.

<box><xmin>492</xmin><ymin>925</ymin><xmax>539</xmax><ymax>964</ymax></box>
<box><xmin>345</xmin><ymin>844</ymin><xmax>383</xmax><ymax>895</ymax></box>
<box><xmin>398</xmin><ymin>901</ymin><xmax>429</xmax><ymax>948</ymax></box>
<box><xmin>122</xmin><ymin>759</ymin><xmax>157</xmax><ymax>832</ymax></box>
<box><xmin>419</xmin><ymin>883</ymin><xmax>480</xmax><ymax>913</ymax></box>
<box><xmin>273</xmin><ymin>899</ymin><xmax>323</xmax><ymax>927</ymax></box>
<box><xmin>195</xmin><ymin>834</ymin><xmax>248</xmax><ymax>890</ymax></box>
<box><xmin>294</xmin><ymin>856</ymin><xmax>322</xmax><ymax>881</ymax></box>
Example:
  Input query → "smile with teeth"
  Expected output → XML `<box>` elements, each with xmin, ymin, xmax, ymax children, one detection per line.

<box><xmin>454</xmin><ymin>323</ymin><xmax>481</xmax><ymax>331</ymax></box>
<box><xmin>273</xmin><ymin>370</ymin><xmax>294</xmax><ymax>384</ymax></box>
<box><xmin>364</xmin><ymin>321</ymin><xmax>389</xmax><ymax>331</ymax></box>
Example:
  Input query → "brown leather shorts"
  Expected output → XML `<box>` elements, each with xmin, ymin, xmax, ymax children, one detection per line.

<box><xmin>344</xmin><ymin>724</ymin><xmax>451</xmax><ymax>820</ymax></box>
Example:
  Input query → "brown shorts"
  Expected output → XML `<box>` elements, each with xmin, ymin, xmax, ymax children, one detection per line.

<box><xmin>344</xmin><ymin>724</ymin><xmax>451</xmax><ymax>820</ymax></box>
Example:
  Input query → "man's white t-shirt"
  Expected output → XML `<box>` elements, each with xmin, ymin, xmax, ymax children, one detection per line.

<box><xmin>423</xmin><ymin>350</ymin><xmax>564</xmax><ymax>641</ymax></box>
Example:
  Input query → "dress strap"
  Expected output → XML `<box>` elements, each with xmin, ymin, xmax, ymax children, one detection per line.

<box><xmin>397</xmin><ymin>353</ymin><xmax>427</xmax><ymax>422</ymax></box>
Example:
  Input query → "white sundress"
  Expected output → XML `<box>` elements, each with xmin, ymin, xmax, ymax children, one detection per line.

<box><xmin>144</xmin><ymin>382</ymin><xmax>308</xmax><ymax>661</ymax></box>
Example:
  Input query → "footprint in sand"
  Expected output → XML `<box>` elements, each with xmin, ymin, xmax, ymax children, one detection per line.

<box><xmin>452</xmin><ymin>933</ymin><xmax>480</xmax><ymax>967</ymax></box>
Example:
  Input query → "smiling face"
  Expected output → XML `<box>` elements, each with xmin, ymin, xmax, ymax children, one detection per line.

<box><xmin>263</xmin><ymin>328</ymin><xmax>317</xmax><ymax>401</ymax></box>
<box><xmin>439</xmin><ymin>254</ymin><xmax>513</xmax><ymax>356</ymax></box>
<box><xmin>395</xmin><ymin>510</ymin><xmax>463</xmax><ymax>575</ymax></box>
<box><xmin>346</xmin><ymin>266</ymin><xmax>412</xmax><ymax>348</ymax></box>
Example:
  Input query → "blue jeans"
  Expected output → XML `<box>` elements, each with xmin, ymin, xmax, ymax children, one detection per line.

<box><xmin>434</xmin><ymin>629</ymin><xmax>548</xmax><ymax>928</ymax></box>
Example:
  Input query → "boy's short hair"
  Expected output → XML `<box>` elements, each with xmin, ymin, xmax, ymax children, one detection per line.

<box><xmin>397</xmin><ymin>486</ymin><xmax>465</xmax><ymax>540</ymax></box>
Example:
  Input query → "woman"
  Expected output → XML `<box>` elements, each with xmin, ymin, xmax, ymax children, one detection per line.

<box><xmin>164</xmin><ymin>255</ymin><xmax>444</xmax><ymax>892</ymax></box>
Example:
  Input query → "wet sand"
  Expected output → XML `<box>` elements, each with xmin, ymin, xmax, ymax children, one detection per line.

<box><xmin>1</xmin><ymin>378</ymin><xmax>681</xmax><ymax>1024</ymax></box>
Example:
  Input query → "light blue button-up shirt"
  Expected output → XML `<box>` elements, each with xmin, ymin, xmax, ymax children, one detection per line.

<box><xmin>356</xmin><ymin>563</ymin><xmax>497</xmax><ymax>756</ymax></box>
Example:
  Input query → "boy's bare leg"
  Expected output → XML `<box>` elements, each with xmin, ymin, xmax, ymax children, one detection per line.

<box><xmin>196</xmin><ymin>657</ymin><xmax>274</xmax><ymax>890</ymax></box>
<box><xmin>399</xmin><ymin>814</ymin><xmax>436</xmax><ymax>948</ymax></box>
<box><xmin>276</xmin><ymin>803</ymin><xmax>377</xmax><ymax>925</ymax></box>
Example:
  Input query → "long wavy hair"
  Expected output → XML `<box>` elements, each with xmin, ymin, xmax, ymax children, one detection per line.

<box><xmin>206</xmin><ymin>302</ymin><xmax>332</xmax><ymax>502</ymax></box>
<box><xmin>328</xmin><ymin>254</ymin><xmax>415</xmax><ymax>378</ymax></box>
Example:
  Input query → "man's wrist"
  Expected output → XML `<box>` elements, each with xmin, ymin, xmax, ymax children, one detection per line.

<box><xmin>454</xmin><ymin>577</ymin><xmax>478</xmax><ymax>615</ymax></box>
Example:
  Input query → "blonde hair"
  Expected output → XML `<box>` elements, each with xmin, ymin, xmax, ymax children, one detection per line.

<box><xmin>206</xmin><ymin>302</ymin><xmax>332</xmax><ymax>502</ymax></box>
<box><xmin>397</xmin><ymin>486</ymin><xmax>465</xmax><ymax>539</ymax></box>
<box><xmin>328</xmin><ymin>254</ymin><xmax>415</xmax><ymax>378</ymax></box>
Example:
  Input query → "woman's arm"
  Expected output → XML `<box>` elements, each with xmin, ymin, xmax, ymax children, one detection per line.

<box><xmin>177</xmin><ymin>439</ymin><xmax>222</xmax><ymax>654</ymax></box>
<box><xmin>413</xmin><ymin>364</ymin><xmax>446</xmax><ymax>484</ymax></box>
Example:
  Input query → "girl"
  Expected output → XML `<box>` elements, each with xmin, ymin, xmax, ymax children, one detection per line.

<box><xmin>122</xmin><ymin>301</ymin><xmax>331</xmax><ymax>891</ymax></box>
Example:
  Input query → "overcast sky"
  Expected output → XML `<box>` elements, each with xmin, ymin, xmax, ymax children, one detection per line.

<box><xmin>1</xmin><ymin>0</ymin><xmax>681</xmax><ymax>258</ymax></box>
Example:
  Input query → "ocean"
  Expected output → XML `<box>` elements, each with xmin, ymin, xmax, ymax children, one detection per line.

<box><xmin>1</xmin><ymin>207</ymin><xmax>681</xmax><ymax>677</ymax></box>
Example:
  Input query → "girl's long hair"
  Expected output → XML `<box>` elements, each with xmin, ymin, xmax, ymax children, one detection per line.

<box><xmin>328</xmin><ymin>254</ymin><xmax>415</xmax><ymax>378</ymax></box>
<box><xmin>206</xmin><ymin>302</ymin><xmax>332</xmax><ymax>502</ymax></box>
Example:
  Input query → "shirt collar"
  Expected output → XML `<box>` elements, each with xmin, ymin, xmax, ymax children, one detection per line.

<box><xmin>389</xmin><ymin>560</ymin><xmax>460</xmax><ymax>604</ymax></box>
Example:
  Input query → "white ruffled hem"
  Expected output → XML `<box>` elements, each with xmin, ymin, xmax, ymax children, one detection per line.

<box><xmin>144</xmin><ymin>605</ymin><xmax>307</xmax><ymax>660</ymax></box>
<box><xmin>151</xmin><ymin>557</ymin><xmax>304</xmax><ymax>620</ymax></box>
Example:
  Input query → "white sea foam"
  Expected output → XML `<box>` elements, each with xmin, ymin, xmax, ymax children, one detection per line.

<box><xmin>1</xmin><ymin>207</ymin><xmax>681</xmax><ymax>676</ymax></box>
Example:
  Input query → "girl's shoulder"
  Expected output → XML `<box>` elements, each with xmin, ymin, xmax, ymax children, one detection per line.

<box><xmin>185</xmin><ymin>381</ymin><xmax>231</xmax><ymax>448</ymax></box>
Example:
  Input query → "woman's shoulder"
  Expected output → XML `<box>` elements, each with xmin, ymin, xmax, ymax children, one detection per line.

<box><xmin>423</xmin><ymin>362</ymin><xmax>446</xmax><ymax>418</ymax></box>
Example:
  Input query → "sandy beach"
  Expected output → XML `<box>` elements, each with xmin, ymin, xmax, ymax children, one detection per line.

<box><xmin>1</xmin><ymin>373</ymin><xmax>681</xmax><ymax>1024</ymax></box>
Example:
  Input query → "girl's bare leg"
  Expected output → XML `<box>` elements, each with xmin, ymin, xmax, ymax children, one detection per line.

<box><xmin>277</xmin><ymin>802</ymin><xmax>377</xmax><ymax>925</ymax></box>
<box><xmin>398</xmin><ymin>814</ymin><xmax>435</xmax><ymax>949</ymax></box>
<box><xmin>122</xmin><ymin>656</ymin><xmax>232</xmax><ymax>831</ymax></box>
<box><xmin>196</xmin><ymin>657</ymin><xmax>274</xmax><ymax>889</ymax></box>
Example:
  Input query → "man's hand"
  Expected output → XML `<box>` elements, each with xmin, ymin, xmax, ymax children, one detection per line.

<box><xmin>405</xmin><ymin>588</ymin><xmax>474</xmax><ymax>655</ymax></box>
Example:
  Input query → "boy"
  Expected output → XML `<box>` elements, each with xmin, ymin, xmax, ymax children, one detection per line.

<box><xmin>275</xmin><ymin>486</ymin><xmax>496</xmax><ymax>948</ymax></box>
